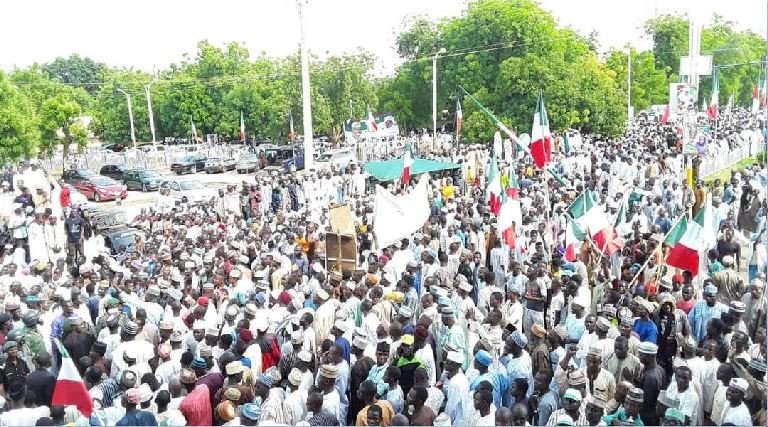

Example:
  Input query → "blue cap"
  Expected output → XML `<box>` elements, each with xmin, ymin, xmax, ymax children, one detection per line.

<box><xmin>475</xmin><ymin>350</ymin><xmax>493</xmax><ymax>367</ymax></box>
<box><xmin>511</xmin><ymin>330</ymin><xmax>528</xmax><ymax>349</ymax></box>
<box><xmin>704</xmin><ymin>284</ymin><xmax>718</xmax><ymax>295</ymax></box>
<box><xmin>191</xmin><ymin>357</ymin><xmax>207</xmax><ymax>370</ymax></box>
<box><xmin>254</xmin><ymin>292</ymin><xmax>266</xmax><ymax>305</ymax></box>
<box><xmin>257</xmin><ymin>374</ymin><xmax>274</xmax><ymax>388</ymax></box>
<box><xmin>241</xmin><ymin>402</ymin><xmax>262</xmax><ymax>420</ymax></box>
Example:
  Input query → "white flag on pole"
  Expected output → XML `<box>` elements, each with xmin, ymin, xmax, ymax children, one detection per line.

<box><xmin>373</xmin><ymin>175</ymin><xmax>430</xmax><ymax>249</ymax></box>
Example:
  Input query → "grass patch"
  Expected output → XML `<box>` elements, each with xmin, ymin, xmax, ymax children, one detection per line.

<box><xmin>703</xmin><ymin>153</ymin><xmax>765</xmax><ymax>184</ymax></box>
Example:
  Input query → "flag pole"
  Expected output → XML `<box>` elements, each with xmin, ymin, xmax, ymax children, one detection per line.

<box><xmin>625</xmin><ymin>214</ymin><xmax>687</xmax><ymax>288</ymax></box>
<box><xmin>459</xmin><ymin>85</ymin><xmax>534</xmax><ymax>161</ymax></box>
<box><xmin>593</xmin><ymin>195</ymin><xmax>630</xmax><ymax>265</ymax></box>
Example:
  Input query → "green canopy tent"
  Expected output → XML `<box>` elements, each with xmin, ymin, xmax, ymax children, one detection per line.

<box><xmin>363</xmin><ymin>157</ymin><xmax>461</xmax><ymax>181</ymax></box>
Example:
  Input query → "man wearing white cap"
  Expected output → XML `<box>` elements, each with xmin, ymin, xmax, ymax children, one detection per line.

<box><xmin>719</xmin><ymin>377</ymin><xmax>752</xmax><ymax>426</ymax></box>
<box><xmin>443</xmin><ymin>350</ymin><xmax>471</xmax><ymax>426</ymax></box>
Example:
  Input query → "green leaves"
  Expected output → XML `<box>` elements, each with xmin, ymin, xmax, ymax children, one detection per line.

<box><xmin>0</xmin><ymin>71</ymin><xmax>40</xmax><ymax>161</ymax></box>
<box><xmin>386</xmin><ymin>0</ymin><xmax>628</xmax><ymax>137</ymax></box>
<box><xmin>645</xmin><ymin>14</ymin><xmax>767</xmax><ymax>106</ymax></box>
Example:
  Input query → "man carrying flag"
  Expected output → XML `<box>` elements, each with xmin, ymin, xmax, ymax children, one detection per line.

<box><xmin>529</xmin><ymin>92</ymin><xmax>552</xmax><ymax>168</ymax></box>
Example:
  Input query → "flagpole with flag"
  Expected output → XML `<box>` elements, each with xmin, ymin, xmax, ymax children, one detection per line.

<box><xmin>190</xmin><ymin>117</ymin><xmax>198</xmax><ymax>144</ymax></box>
<box><xmin>707</xmin><ymin>69</ymin><xmax>719</xmax><ymax>122</ymax></box>
<box><xmin>624</xmin><ymin>214</ymin><xmax>687</xmax><ymax>287</ymax></box>
<box><xmin>753</xmin><ymin>73</ymin><xmax>761</xmax><ymax>113</ymax></box>
<box><xmin>401</xmin><ymin>144</ymin><xmax>414</xmax><ymax>188</ymax></box>
<box><xmin>529</xmin><ymin>91</ymin><xmax>553</xmax><ymax>168</ymax></box>
<box><xmin>459</xmin><ymin>86</ymin><xmax>535</xmax><ymax>162</ymax></box>
<box><xmin>289</xmin><ymin>113</ymin><xmax>296</xmax><ymax>142</ymax></box>
<box><xmin>455</xmin><ymin>98</ymin><xmax>463</xmax><ymax>149</ymax></box>
<box><xmin>52</xmin><ymin>339</ymin><xmax>93</xmax><ymax>417</ymax></box>
<box><xmin>240</xmin><ymin>111</ymin><xmax>246</xmax><ymax>142</ymax></box>
<box><xmin>366</xmin><ymin>105</ymin><xmax>378</xmax><ymax>132</ymax></box>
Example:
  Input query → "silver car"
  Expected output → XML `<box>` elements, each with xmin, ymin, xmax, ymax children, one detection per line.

<box><xmin>236</xmin><ymin>153</ymin><xmax>260</xmax><ymax>173</ymax></box>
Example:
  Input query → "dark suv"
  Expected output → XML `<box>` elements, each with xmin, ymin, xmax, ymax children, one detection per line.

<box><xmin>99</xmin><ymin>164</ymin><xmax>133</xmax><ymax>183</ymax></box>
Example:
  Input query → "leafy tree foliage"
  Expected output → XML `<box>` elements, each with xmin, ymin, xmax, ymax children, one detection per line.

<box><xmin>385</xmin><ymin>0</ymin><xmax>628</xmax><ymax>139</ymax></box>
<box><xmin>645</xmin><ymin>14</ymin><xmax>767</xmax><ymax>105</ymax></box>
<box><xmin>605</xmin><ymin>48</ymin><xmax>670</xmax><ymax>112</ymax></box>
<box><xmin>42</xmin><ymin>54</ymin><xmax>106</xmax><ymax>97</ymax></box>
<box><xmin>0</xmin><ymin>2</ymin><xmax>764</xmax><ymax>157</ymax></box>
<box><xmin>0</xmin><ymin>71</ymin><xmax>40</xmax><ymax>160</ymax></box>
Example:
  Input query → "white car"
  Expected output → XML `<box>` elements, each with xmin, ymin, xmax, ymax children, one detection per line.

<box><xmin>314</xmin><ymin>149</ymin><xmax>356</xmax><ymax>171</ymax></box>
<box><xmin>159</xmin><ymin>179</ymin><xmax>216</xmax><ymax>205</ymax></box>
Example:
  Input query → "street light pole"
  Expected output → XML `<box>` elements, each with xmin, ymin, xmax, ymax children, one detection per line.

<box><xmin>432</xmin><ymin>48</ymin><xmax>446</xmax><ymax>152</ymax></box>
<box><xmin>116</xmin><ymin>87</ymin><xmax>137</xmax><ymax>149</ymax></box>
<box><xmin>144</xmin><ymin>82</ymin><xmax>157</xmax><ymax>150</ymax></box>
<box><xmin>297</xmin><ymin>0</ymin><xmax>314</xmax><ymax>170</ymax></box>
<box><xmin>627</xmin><ymin>44</ymin><xmax>632</xmax><ymax>124</ymax></box>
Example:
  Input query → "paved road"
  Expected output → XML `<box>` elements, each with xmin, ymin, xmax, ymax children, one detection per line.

<box><xmin>90</xmin><ymin>169</ymin><xmax>260</xmax><ymax>220</ymax></box>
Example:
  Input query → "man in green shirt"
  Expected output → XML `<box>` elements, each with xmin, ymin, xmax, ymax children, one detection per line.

<box><xmin>602</xmin><ymin>387</ymin><xmax>645</xmax><ymax>426</ymax></box>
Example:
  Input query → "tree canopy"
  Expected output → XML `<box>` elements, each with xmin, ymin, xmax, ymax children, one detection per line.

<box><xmin>0</xmin><ymin>0</ymin><xmax>765</xmax><ymax>161</ymax></box>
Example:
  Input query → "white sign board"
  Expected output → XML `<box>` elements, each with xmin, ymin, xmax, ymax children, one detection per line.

<box><xmin>679</xmin><ymin>55</ymin><xmax>713</xmax><ymax>76</ymax></box>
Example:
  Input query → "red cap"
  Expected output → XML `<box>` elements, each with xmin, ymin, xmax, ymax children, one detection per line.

<box><xmin>278</xmin><ymin>291</ymin><xmax>292</xmax><ymax>305</ymax></box>
<box><xmin>239</xmin><ymin>329</ymin><xmax>253</xmax><ymax>342</ymax></box>
<box><xmin>197</xmin><ymin>296</ymin><xmax>209</xmax><ymax>307</ymax></box>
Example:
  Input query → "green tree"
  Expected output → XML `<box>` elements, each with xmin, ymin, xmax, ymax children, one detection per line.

<box><xmin>39</xmin><ymin>93</ymin><xmax>88</xmax><ymax>164</ymax></box>
<box><xmin>0</xmin><ymin>71</ymin><xmax>40</xmax><ymax>161</ymax></box>
<box><xmin>42</xmin><ymin>54</ymin><xmax>106</xmax><ymax>97</ymax></box>
<box><xmin>644</xmin><ymin>14</ymin><xmax>767</xmax><ymax>105</ymax></box>
<box><xmin>313</xmin><ymin>52</ymin><xmax>378</xmax><ymax>141</ymax></box>
<box><xmin>605</xmin><ymin>48</ymin><xmax>670</xmax><ymax>112</ymax></box>
<box><xmin>643</xmin><ymin>14</ymin><xmax>689</xmax><ymax>77</ymax></box>
<box><xmin>387</xmin><ymin>0</ymin><xmax>627</xmax><ymax>138</ymax></box>
<box><xmin>92</xmin><ymin>68</ymin><xmax>155</xmax><ymax>143</ymax></box>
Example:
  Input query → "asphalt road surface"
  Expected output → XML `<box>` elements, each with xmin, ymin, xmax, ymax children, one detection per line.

<box><xmin>91</xmin><ymin>169</ymin><xmax>261</xmax><ymax>220</ymax></box>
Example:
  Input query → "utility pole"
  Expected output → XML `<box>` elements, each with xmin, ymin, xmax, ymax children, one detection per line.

<box><xmin>297</xmin><ymin>0</ymin><xmax>314</xmax><ymax>170</ymax></box>
<box><xmin>115</xmin><ymin>87</ymin><xmax>136</xmax><ymax>150</ymax></box>
<box><xmin>432</xmin><ymin>48</ymin><xmax>446</xmax><ymax>151</ymax></box>
<box><xmin>144</xmin><ymin>82</ymin><xmax>157</xmax><ymax>150</ymax></box>
<box><xmin>627</xmin><ymin>44</ymin><xmax>632</xmax><ymax>123</ymax></box>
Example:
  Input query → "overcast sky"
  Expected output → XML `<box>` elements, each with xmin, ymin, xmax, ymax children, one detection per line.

<box><xmin>1</xmin><ymin>0</ymin><xmax>764</xmax><ymax>75</ymax></box>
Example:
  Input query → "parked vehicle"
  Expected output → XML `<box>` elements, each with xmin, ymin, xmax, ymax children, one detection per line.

<box><xmin>123</xmin><ymin>169</ymin><xmax>164</xmax><ymax>192</ymax></box>
<box><xmin>102</xmin><ymin>226</ymin><xmax>145</xmax><ymax>254</ymax></box>
<box><xmin>260</xmin><ymin>144</ymin><xmax>305</xmax><ymax>174</ymax></box>
<box><xmin>61</xmin><ymin>169</ymin><xmax>99</xmax><ymax>185</ymax></box>
<box><xmin>86</xmin><ymin>208</ymin><xmax>145</xmax><ymax>254</ymax></box>
<box><xmin>236</xmin><ymin>153</ymin><xmax>261</xmax><ymax>173</ymax></box>
<box><xmin>159</xmin><ymin>179</ymin><xmax>216</xmax><ymax>205</ymax></box>
<box><xmin>99</xmin><ymin>164</ymin><xmax>133</xmax><ymax>182</ymax></box>
<box><xmin>170</xmin><ymin>156</ymin><xmax>207</xmax><ymax>175</ymax></box>
<box><xmin>204</xmin><ymin>157</ymin><xmax>237</xmax><ymax>173</ymax></box>
<box><xmin>314</xmin><ymin>149</ymin><xmax>356</xmax><ymax>171</ymax></box>
<box><xmin>73</xmin><ymin>176</ymin><xmax>127</xmax><ymax>202</ymax></box>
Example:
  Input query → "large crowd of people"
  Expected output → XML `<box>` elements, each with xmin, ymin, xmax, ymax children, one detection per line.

<box><xmin>0</xmin><ymin>109</ymin><xmax>764</xmax><ymax>427</ymax></box>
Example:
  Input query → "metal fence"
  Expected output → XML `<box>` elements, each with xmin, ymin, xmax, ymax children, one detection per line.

<box><xmin>42</xmin><ymin>145</ymin><xmax>249</xmax><ymax>174</ymax></box>
<box><xmin>698</xmin><ymin>129</ymin><xmax>765</xmax><ymax>178</ymax></box>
